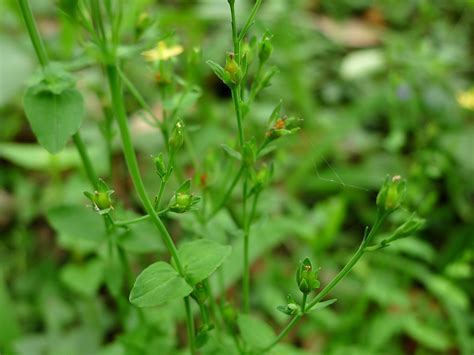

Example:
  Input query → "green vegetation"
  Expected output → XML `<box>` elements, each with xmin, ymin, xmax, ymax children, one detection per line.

<box><xmin>0</xmin><ymin>0</ymin><xmax>472</xmax><ymax>354</ymax></box>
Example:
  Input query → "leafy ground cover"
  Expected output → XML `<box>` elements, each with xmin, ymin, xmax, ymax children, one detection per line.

<box><xmin>0</xmin><ymin>0</ymin><xmax>473</xmax><ymax>354</ymax></box>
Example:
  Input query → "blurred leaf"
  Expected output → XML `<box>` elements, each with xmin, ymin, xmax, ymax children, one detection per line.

<box><xmin>403</xmin><ymin>315</ymin><xmax>451</xmax><ymax>351</ymax></box>
<box><xmin>116</xmin><ymin>220</ymin><xmax>164</xmax><ymax>254</ymax></box>
<box><xmin>237</xmin><ymin>314</ymin><xmax>274</xmax><ymax>350</ymax></box>
<box><xmin>60</xmin><ymin>258</ymin><xmax>104</xmax><ymax>297</ymax></box>
<box><xmin>47</xmin><ymin>205</ymin><xmax>107</xmax><ymax>243</ymax></box>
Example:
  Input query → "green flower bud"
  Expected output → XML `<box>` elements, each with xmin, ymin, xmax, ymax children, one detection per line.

<box><xmin>154</xmin><ymin>153</ymin><xmax>166</xmax><ymax>179</ymax></box>
<box><xmin>84</xmin><ymin>179</ymin><xmax>114</xmax><ymax>215</ymax></box>
<box><xmin>296</xmin><ymin>258</ymin><xmax>320</xmax><ymax>294</ymax></box>
<box><xmin>169</xmin><ymin>120</ymin><xmax>185</xmax><ymax>151</ymax></box>
<box><xmin>169</xmin><ymin>192</ymin><xmax>192</xmax><ymax>213</ymax></box>
<box><xmin>258</xmin><ymin>32</ymin><xmax>273</xmax><ymax>64</ymax></box>
<box><xmin>386</xmin><ymin>213</ymin><xmax>425</xmax><ymax>243</ymax></box>
<box><xmin>224</xmin><ymin>53</ymin><xmax>241</xmax><ymax>85</ymax></box>
<box><xmin>242</xmin><ymin>140</ymin><xmax>257</xmax><ymax>168</ymax></box>
<box><xmin>376</xmin><ymin>175</ymin><xmax>406</xmax><ymax>213</ymax></box>
<box><xmin>191</xmin><ymin>282</ymin><xmax>209</xmax><ymax>304</ymax></box>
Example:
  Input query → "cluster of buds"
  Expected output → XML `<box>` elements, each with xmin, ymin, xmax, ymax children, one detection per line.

<box><xmin>296</xmin><ymin>258</ymin><xmax>320</xmax><ymax>294</ymax></box>
<box><xmin>167</xmin><ymin>179</ymin><xmax>201</xmax><ymax>213</ymax></box>
<box><xmin>84</xmin><ymin>179</ymin><xmax>114</xmax><ymax>215</ymax></box>
<box><xmin>376</xmin><ymin>175</ymin><xmax>406</xmax><ymax>213</ymax></box>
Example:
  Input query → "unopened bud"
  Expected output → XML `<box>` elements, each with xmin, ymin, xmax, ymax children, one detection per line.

<box><xmin>224</xmin><ymin>53</ymin><xmax>241</xmax><ymax>85</ymax></box>
<box><xmin>169</xmin><ymin>120</ymin><xmax>185</xmax><ymax>151</ymax></box>
<box><xmin>376</xmin><ymin>175</ymin><xmax>406</xmax><ymax>213</ymax></box>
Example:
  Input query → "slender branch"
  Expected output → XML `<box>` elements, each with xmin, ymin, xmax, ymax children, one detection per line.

<box><xmin>238</xmin><ymin>0</ymin><xmax>263</xmax><ymax>42</ymax></box>
<box><xmin>242</xmin><ymin>176</ymin><xmax>250</xmax><ymax>313</ymax></box>
<box><xmin>72</xmin><ymin>133</ymin><xmax>99</xmax><ymax>189</ymax></box>
<box><xmin>105</xmin><ymin>64</ymin><xmax>185</xmax><ymax>275</ymax></box>
<box><xmin>184</xmin><ymin>297</ymin><xmax>196</xmax><ymax>355</ymax></box>
<box><xmin>18</xmin><ymin>0</ymin><xmax>49</xmax><ymax>68</ymax></box>
<box><xmin>264</xmin><ymin>211</ymin><xmax>388</xmax><ymax>352</ymax></box>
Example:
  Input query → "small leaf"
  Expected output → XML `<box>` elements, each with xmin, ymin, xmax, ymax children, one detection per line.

<box><xmin>206</xmin><ymin>60</ymin><xmax>226</xmax><ymax>83</ymax></box>
<box><xmin>176</xmin><ymin>179</ymin><xmax>191</xmax><ymax>193</ymax></box>
<box><xmin>129</xmin><ymin>262</ymin><xmax>192</xmax><ymax>307</ymax></box>
<box><xmin>178</xmin><ymin>239</ymin><xmax>231</xmax><ymax>285</ymax></box>
<box><xmin>307</xmin><ymin>298</ymin><xmax>337</xmax><ymax>313</ymax></box>
<box><xmin>23</xmin><ymin>87</ymin><xmax>84</xmax><ymax>154</ymax></box>
<box><xmin>221</xmin><ymin>144</ymin><xmax>241</xmax><ymax>161</ymax></box>
<box><xmin>237</xmin><ymin>314</ymin><xmax>274</xmax><ymax>349</ymax></box>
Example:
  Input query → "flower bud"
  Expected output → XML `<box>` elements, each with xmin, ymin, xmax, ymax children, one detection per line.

<box><xmin>224</xmin><ymin>53</ymin><xmax>241</xmax><ymax>85</ymax></box>
<box><xmin>84</xmin><ymin>179</ymin><xmax>114</xmax><ymax>215</ymax></box>
<box><xmin>296</xmin><ymin>258</ymin><xmax>320</xmax><ymax>294</ymax></box>
<box><xmin>376</xmin><ymin>175</ymin><xmax>406</xmax><ymax>213</ymax></box>
<box><xmin>154</xmin><ymin>153</ymin><xmax>166</xmax><ymax>179</ymax></box>
<box><xmin>258</xmin><ymin>32</ymin><xmax>273</xmax><ymax>64</ymax></box>
<box><xmin>169</xmin><ymin>120</ymin><xmax>184</xmax><ymax>151</ymax></box>
<box><xmin>386</xmin><ymin>213</ymin><xmax>425</xmax><ymax>243</ymax></box>
<box><xmin>242</xmin><ymin>140</ymin><xmax>257</xmax><ymax>168</ymax></box>
<box><xmin>169</xmin><ymin>192</ymin><xmax>192</xmax><ymax>213</ymax></box>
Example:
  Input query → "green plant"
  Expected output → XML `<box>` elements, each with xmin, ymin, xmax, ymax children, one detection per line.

<box><xmin>15</xmin><ymin>0</ymin><xmax>427</xmax><ymax>354</ymax></box>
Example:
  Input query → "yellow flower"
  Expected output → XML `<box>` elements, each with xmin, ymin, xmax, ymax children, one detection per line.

<box><xmin>456</xmin><ymin>88</ymin><xmax>474</xmax><ymax>110</ymax></box>
<box><xmin>141</xmin><ymin>41</ymin><xmax>183</xmax><ymax>62</ymax></box>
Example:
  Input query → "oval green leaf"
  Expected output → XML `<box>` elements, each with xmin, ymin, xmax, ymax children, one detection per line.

<box><xmin>178</xmin><ymin>239</ymin><xmax>232</xmax><ymax>285</ymax></box>
<box><xmin>129</xmin><ymin>261</ymin><xmax>192</xmax><ymax>307</ymax></box>
<box><xmin>23</xmin><ymin>87</ymin><xmax>84</xmax><ymax>154</ymax></box>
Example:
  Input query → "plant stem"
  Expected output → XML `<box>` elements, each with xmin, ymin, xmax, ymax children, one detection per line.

<box><xmin>18</xmin><ymin>0</ymin><xmax>100</xmax><ymax>192</ymax></box>
<box><xmin>238</xmin><ymin>0</ymin><xmax>263</xmax><ymax>42</ymax></box>
<box><xmin>184</xmin><ymin>296</ymin><xmax>196</xmax><ymax>355</ymax></box>
<box><xmin>301</xmin><ymin>293</ymin><xmax>307</xmax><ymax>313</ymax></box>
<box><xmin>264</xmin><ymin>211</ymin><xmax>388</xmax><ymax>352</ymax></box>
<box><xmin>18</xmin><ymin>0</ymin><xmax>49</xmax><ymax>68</ymax></box>
<box><xmin>242</xmin><ymin>176</ymin><xmax>250</xmax><ymax>313</ymax></box>
<box><xmin>228</xmin><ymin>0</ymin><xmax>239</xmax><ymax>60</ymax></box>
<box><xmin>72</xmin><ymin>133</ymin><xmax>99</xmax><ymax>189</ymax></box>
<box><xmin>231</xmin><ymin>87</ymin><xmax>245</xmax><ymax>150</ymax></box>
<box><xmin>105</xmin><ymin>64</ymin><xmax>185</xmax><ymax>275</ymax></box>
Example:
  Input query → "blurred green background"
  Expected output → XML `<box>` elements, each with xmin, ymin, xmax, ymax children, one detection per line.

<box><xmin>0</xmin><ymin>0</ymin><xmax>473</xmax><ymax>354</ymax></box>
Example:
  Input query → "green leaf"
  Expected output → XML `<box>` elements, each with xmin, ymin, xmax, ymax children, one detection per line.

<box><xmin>47</xmin><ymin>205</ymin><xmax>107</xmax><ymax>243</ymax></box>
<box><xmin>307</xmin><ymin>299</ymin><xmax>337</xmax><ymax>313</ymax></box>
<box><xmin>129</xmin><ymin>262</ymin><xmax>192</xmax><ymax>307</ymax></box>
<box><xmin>237</xmin><ymin>314</ymin><xmax>274</xmax><ymax>350</ymax></box>
<box><xmin>23</xmin><ymin>87</ymin><xmax>84</xmax><ymax>154</ymax></box>
<box><xmin>178</xmin><ymin>239</ymin><xmax>231</xmax><ymax>285</ymax></box>
<box><xmin>221</xmin><ymin>144</ymin><xmax>242</xmax><ymax>161</ymax></box>
<box><xmin>206</xmin><ymin>60</ymin><xmax>226</xmax><ymax>83</ymax></box>
<box><xmin>60</xmin><ymin>259</ymin><xmax>104</xmax><ymax>297</ymax></box>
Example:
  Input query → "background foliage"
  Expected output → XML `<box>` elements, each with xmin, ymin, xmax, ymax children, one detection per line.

<box><xmin>0</xmin><ymin>0</ymin><xmax>473</xmax><ymax>354</ymax></box>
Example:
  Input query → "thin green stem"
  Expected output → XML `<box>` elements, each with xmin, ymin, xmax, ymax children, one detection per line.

<box><xmin>228</xmin><ymin>0</ymin><xmax>240</xmax><ymax>60</ymax></box>
<box><xmin>209</xmin><ymin>165</ymin><xmax>244</xmax><ymax>219</ymax></box>
<box><xmin>238</xmin><ymin>0</ymin><xmax>263</xmax><ymax>42</ymax></box>
<box><xmin>231</xmin><ymin>87</ymin><xmax>245</xmax><ymax>150</ymax></box>
<box><xmin>242</xmin><ymin>176</ymin><xmax>250</xmax><ymax>313</ymax></box>
<box><xmin>265</xmin><ymin>314</ymin><xmax>302</xmax><ymax>351</ymax></box>
<box><xmin>117</xmin><ymin>67</ymin><xmax>162</xmax><ymax>128</ymax></box>
<box><xmin>72</xmin><ymin>133</ymin><xmax>98</xmax><ymax>189</ymax></box>
<box><xmin>184</xmin><ymin>297</ymin><xmax>196</xmax><ymax>355</ymax></box>
<box><xmin>105</xmin><ymin>64</ymin><xmax>185</xmax><ymax>275</ymax></box>
<box><xmin>301</xmin><ymin>293</ymin><xmax>307</xmax><ymax>313</ymax></box>
<box><xmin>18</xmin><ymin>0</ymin><xmax>49</xmax><ymax>68</ymax></box>
<box><xmin>264</xmin><ymin>211</ymin><xmax>389</xmax><ymax>352</ymax></box>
